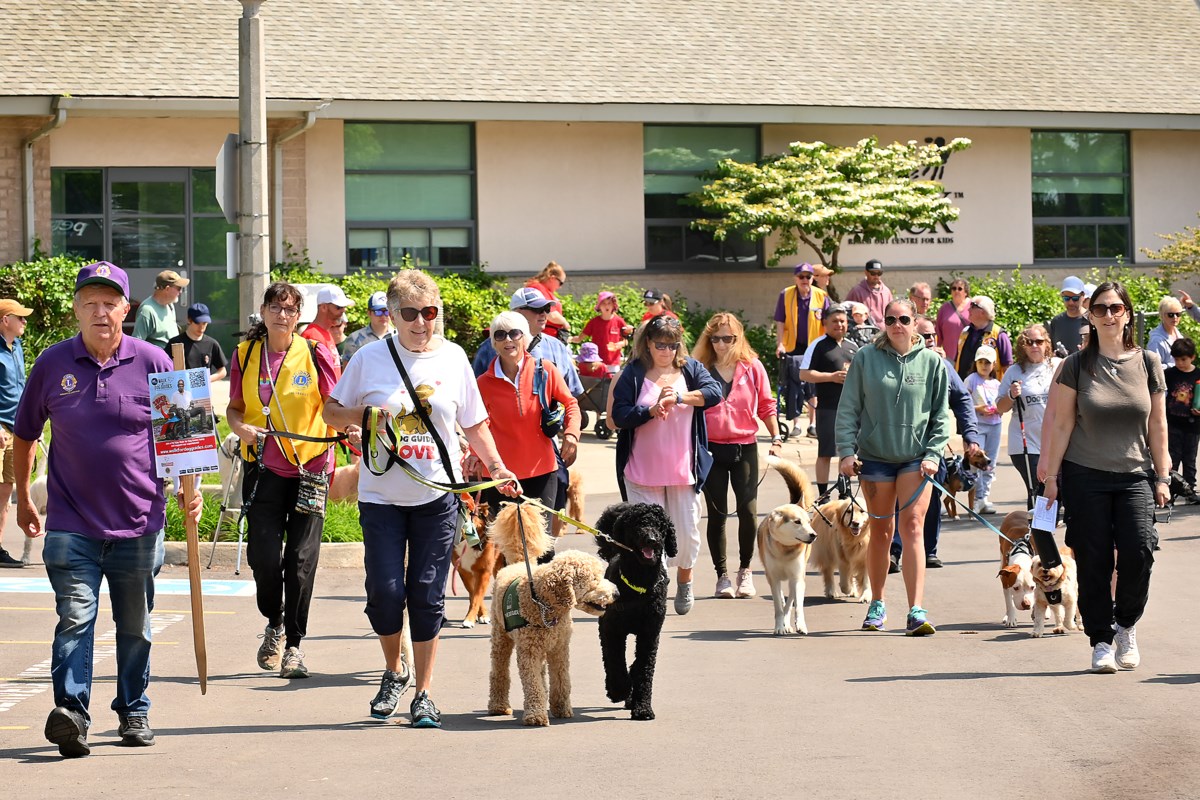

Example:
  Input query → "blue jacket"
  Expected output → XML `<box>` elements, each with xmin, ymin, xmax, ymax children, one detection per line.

<box><xmin>473</xmin><ymin>334</ymin><xmax>583</xmax><ymax>397</ymax></box>
<box><xmin>0</xmin><ymin>335</ymin><xmax>25</xmax><ymax>429</ymax></box>
<box><xmin>611</xmin><ymin>357</ymin><xmax>723</xmax><ymax>498</ymax></box>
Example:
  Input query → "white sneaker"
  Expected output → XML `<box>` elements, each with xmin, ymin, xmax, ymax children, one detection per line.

<box><xmin>1091</xmin><ymin>642</ymin><xmax>1118</xmax><ymax>674</ymax></box>
<box><xmin>714</xmin><ymin>575</ymin><xmax>734</xmax><ymax>599</ymax></box>
<box><xmin>674</xmin><ymin>582</ymin><xmax>694</xmax><ymax>615</ymax></box>
<box><xmin>973</xmin><ymin>499</ymin><xmax>996</xmax><ymax>514</ymax></box>
<box><xmin>735</xmin><ymin>567</ymin><xmax>756</xmax><ymax>598</ymax></box>
<box><xmin>1115</xmin><ymin>625</ymin><xmax>1140</xmax><ymax>669</ymax></box>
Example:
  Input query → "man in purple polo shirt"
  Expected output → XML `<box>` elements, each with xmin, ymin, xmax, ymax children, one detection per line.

<box><xmin>12</xmin><ymin>261</ymin><xmax>202</xmax><ymax>759</ymax></box>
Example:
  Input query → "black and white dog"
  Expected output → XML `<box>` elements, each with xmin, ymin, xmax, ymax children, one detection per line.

<box><xmin>595</xmin><ymin>502</ymin><xmax>677</xmax><ymax>721</ymax></box>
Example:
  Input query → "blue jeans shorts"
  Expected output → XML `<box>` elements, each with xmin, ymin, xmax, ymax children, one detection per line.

<box><xmin>859</xmin><ymin>456</ymin><xmax>924</xmax><ymax>482</ymax></box>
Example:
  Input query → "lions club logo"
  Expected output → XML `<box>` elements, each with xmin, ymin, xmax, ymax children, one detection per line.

<box><xmin>60</xmin><ymin>374</ymin><xmax>78</xmax><ymax>393</ymax></box>
<box><xmin>292</xmin><ymin>371</ymin><xmax>312</xmax><ymax>389</ymax></box>
<box><xmin>96</xmin><ymin>264</ymin><xmax>111</xmax><ymax>277</ymax></box>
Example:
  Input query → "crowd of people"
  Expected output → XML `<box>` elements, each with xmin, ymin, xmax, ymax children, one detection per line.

<box><xmin>0</xmin><ymin>256</ymin><xmax>1190</xmax><ymax>754</ymax></box>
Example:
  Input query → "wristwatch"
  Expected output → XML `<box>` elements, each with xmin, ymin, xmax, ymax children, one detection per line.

<box><xmin>771</xmin><ymin>435</ymin><xmax>783</xmax><ymax>445</ymax></box>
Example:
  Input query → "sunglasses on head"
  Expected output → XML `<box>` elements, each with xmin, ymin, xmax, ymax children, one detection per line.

<box><xmin>710</xmin><ymin>335</ymin><xmax>737</xmax><ymax>344</ymax></box>
<box><xmin>1062</xmin><ymin>293</ymin><xmax>1084</xmax><ymax>302</ymax></box>
<box><xmin>397</xmin><ymin>305</ymin><xmax>439</xmax><ymax>322</ymax></box>
<box><xmin>1091</xmin><ymin>303</ymin><xmax>1127</xmax><ymax>318</ymax></box>
<box><xmin>652</xmin><ymin>341</ymin><xmax>680</xmax><ymax>352</ymax></box>
<box><xmin>492</xmin><ymin>328</ymin><xmax>524</xmax><ymax>342</ymax></box>
<box><xmin>884</xmin><ymin>315</ymin><xmax>913</xmax><ymax>327</ymax></box>
<box><xmin>1165</xmin><ymin>311</ymin><xmax>1183</xmax><ymax>319</ymax></box>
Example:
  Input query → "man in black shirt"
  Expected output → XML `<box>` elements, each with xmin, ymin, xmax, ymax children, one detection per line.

<box><xmin>799</xmin><ymin>305</ymin><xmax>858</xmax><ymax>495</ymax></box>
<box><xmin>165</xmin><ymin>303</ymin><xmax>228</xmax><ymax>380</ymax></box>
<box><xmin>1047</xmin><ymin>275</ymin><xmax>1088</xmax><ymax>354</ymax></box>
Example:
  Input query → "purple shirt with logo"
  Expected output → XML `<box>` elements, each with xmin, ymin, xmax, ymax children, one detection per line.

<box><xmin>14</xmin><ymin>334</ymin><xmax>174</xmax><ymax>540</ymax></box>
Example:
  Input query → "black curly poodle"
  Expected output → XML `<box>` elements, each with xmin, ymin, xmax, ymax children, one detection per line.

<box><xmin>595</xmin><ymin>502</ymin><xmax>677</xmax><ymax>721</ymax></box>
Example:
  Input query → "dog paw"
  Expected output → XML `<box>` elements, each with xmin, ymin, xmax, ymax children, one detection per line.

<box><xmin>479</xmin><ymin>615</ymin><xmax>490</xmax><ymax>625</ymax></box>
<box><xmin>606</xmin><ymin>685</ymin><xmax>630</xmax><ymax>704</ymax></box>
<box><xmin>487</xmin><ymin>705</ymin><xmax>513</xmax><ymax>716</ymax></box>
<box><xmin>796</xmin><ymin>624</ymin><xmax>809</xmax><ymax>636</ymax></box>
<box><xmin>460</xmin><ymin>619</ymin><xmax>476</xmax><ymax>629</ymax></box>
<box><xmin>551</xmin><ymin>704</ymin><xmax>573</xmax><ymax>719</ymax></box>
<box><xmin>774</xmin><ymin>625</ymin><xmax>795</xmax><ymax>636</ymax></box>
<box><xmin>1002</xmin><ymin>617</ymin><xmax>1017</xmax><ymax>628</ymax></box>
<box><xmin>522</xmin><ymin>713</ymin><xmax>549</xmax><ymax>727</ymax></box>
<box><xmin>1052</xmin><ymin>626</ymin><xmax>1066</xmax><ymax>635</ymax></box>
<box><xmin>1030</xmin><ymin>629</ymin><xmax>1043</xmax><ymax>638</ymax></box>
<box><xmin>631</xmin><ymin>707</ymin><xmax>655</xmax><ymax>721</ymax></box>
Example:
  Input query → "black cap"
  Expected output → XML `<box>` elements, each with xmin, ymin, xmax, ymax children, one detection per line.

<box><xmin>866</xmin><ymin>259</ymin><xmax>884</xmax><ymax>272</ymax></box>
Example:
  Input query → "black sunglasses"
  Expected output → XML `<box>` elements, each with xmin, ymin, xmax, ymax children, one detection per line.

<box><xmin>398</xmin><ymin>305</ymin><xmax>438</xmax><ymax>322</ymax></box>
<box><xmin>920</xmin><ymin>332</ymin><xmax>937</xmax><ymax>341</ymax></box>
<box><xmin>492</xmin><ymin>329</ymin><xmax>524</xmax><ymax>342</ymax></box>
<box><xmin>795</xmin><ymin>274</ymin><xmax>814</xmax><ymax>280</ymax></box>
<box><xmin>884</xmin><ymin>315</ymin><xmax>913</xmax><ymax>327</ymax></box>
<box><xmin>1091</xmin><ymin>303</ymin><xmax>1127</xmax><ymax>318</ymax></box>
<box><xmin>867</xmin><ymin>270</ymin><xmax>883</xmax><ymax>276</ymax></box>
<box><xmin>710</xmin><ymin>335</ymin><xmax>737</xmax><ymax>344</ymax></box>
<box><xmin>652</xmin><ymin>341</ymin><xmax>680</xmax><ymax>351</ymax></box>
<box><xmin>520</xmin><ymin>305</ymin><xmax>550</xmax><ymax>314</ymax></box>
<box><xmin>1062</xmin><ymin>293</ymin><xmax>1084</xmax><ymax>302</ymax></box>
<box><xmin>1165</xmin><ymin>311</ymin><xmax>1183</xmax><ymax>319</ymax></box>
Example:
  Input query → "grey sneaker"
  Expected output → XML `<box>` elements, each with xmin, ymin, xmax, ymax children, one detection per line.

<box><xmin>279</xmin><ymin>646</ymin><xmax>309</xmax><ymax>679</ymax></box>
<box><xmin>117</xmin><ymin>714</ymin><xmax>156</xmax><ymax>747</ymax></box>
<box><xmin>1115</xmin><ymin>625</ymin><xmax>1140</xmax><ymax>669</ymax></box>
<box><xmin>735</xmin><ymin>567</ymin><xmax>756</xmax><ymax>598</ymax></box>
<box><xmin>714</xmin><ymin>575</ymin><xmax>734</xmax><ymax>599</ymax></box>
<box><xmin>410</xmin><ymin>690</ymin><xmax>442</xmax><ymax>728</ymax></box>
<box><xmin>370</xmin><ymin>661</ymin><xmax>414</xmax><ymax>719</ymax></box>
<box><xmin>674</xmin><ymin>582</ymin><xmax>694</xmax><ymax>615</ymax></box>
<box><xmin>257</xmin><ymin>624</ymin><xmax>284</xmax><ymax>671</ymax></box>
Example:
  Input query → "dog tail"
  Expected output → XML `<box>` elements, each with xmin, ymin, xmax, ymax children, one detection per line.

<box><xmin>766</xmin><ymin>455</ymin><xmax>816</xmax><ymax>508</ymax></box>
<box><xmin>488</xmin><ymin>502</ymin><xmax>555</xmax><ymax>565</ymax></box>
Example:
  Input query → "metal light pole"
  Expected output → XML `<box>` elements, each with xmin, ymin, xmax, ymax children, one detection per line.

<box><xmin>238</xmin><ymin>1</ymin><xmax>270</xmax><ymax>323</ymax></box>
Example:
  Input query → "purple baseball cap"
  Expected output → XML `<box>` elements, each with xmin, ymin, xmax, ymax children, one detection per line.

<box><xmin>794</xmin><ymin>263</ymin><xmax>815</xmax><ymax>275</ymax></box>
<box><xmin>75</xmin><ymin>261</ymin><xmax>130</xmax><ymax>297</ymax></box>
<box><xmin>578</xmin><ymin>342</ymin><xmax>603</xmax><ymax>362</ymax></box>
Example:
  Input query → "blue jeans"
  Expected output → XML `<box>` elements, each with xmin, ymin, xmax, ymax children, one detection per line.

<box><xmin>42</xmin><ymin>530</ymin><xmax>165</xmax><ymax>726</ymax></box>
<box><xmin>974</xmin><ymin>423</ymin><xmax>1002</xmax><ymax>502</ymax></box>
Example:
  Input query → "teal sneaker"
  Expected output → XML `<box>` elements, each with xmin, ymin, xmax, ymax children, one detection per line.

<box><xmin>861</xmin><ymin>600</ymin><xmax>886</xmax><ymax>631</ymax></box>
<box><xmin>906</xmin><ymin>606</ymin><xmax>936</xmax><ymax>636</ymax></box>
<box><xmin>410</xmin><ymin>690</ymin><xmax>442</xmax><ymax>728</ymax></box>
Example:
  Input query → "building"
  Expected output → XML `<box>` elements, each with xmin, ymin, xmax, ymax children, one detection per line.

<box><xmin>3</xmin><ymin>0</ymin><xmax>1200</xmax><ymax>348</ymax></box>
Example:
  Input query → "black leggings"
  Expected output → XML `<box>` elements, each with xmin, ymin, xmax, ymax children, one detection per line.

<box><xmin>1011</xmin><ymin>452</ymin><xmax>1042</xmax><ymax>510</ymax></box>
<box><xmin>703</xmin><ymin>442</ymin><xmax>759</xmax><ymax>575</ymax></box>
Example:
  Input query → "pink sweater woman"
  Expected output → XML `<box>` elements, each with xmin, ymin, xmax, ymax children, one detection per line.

<box><xmin>936</xmin><ymin>278</ymin><xmax>972</xmax><ymax>362</ymax></box>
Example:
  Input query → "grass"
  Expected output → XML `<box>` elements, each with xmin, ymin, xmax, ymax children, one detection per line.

<box><xmin>164</xmin><ymin>496</ymin><xmax>364</xmax><ymax>543</ymax></box>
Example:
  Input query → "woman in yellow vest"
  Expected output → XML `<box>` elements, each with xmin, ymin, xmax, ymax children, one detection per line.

<box><xmin>772</xmin><ymin>263</ymin><xmax>830</xmax><ymax>438</ymax></box>
<box><xmin>227</xmin><ymin>281</ymin><xmax>340</xmax><ymax>681</ymax></box>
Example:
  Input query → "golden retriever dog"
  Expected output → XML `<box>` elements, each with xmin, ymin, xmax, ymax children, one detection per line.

<box><xmin>451</xmin><ymin>500</ymin><xmax>496</xmax><ymax>628</ymax></box>
<box><xmin>809</xmin><ymin>497</ymin><xmax>871</xmax><ymax>601</ymax></box>
<box><xmin>758</xmin><ymin>456</ymin><xmax>819</xmax><ymax>635</ymax></box>
<box><xmin>942</xmin><ymin>448</ymin><xmax>993</xmax><ymax>519</ymax></box>
<box><xmin>997</xmin><ymin>510</ymin><xmax>1036</xmax><ymax>628</ymax></box>
<box><xmin>1030</xmin><ymin>547</ymin><xmax>1081</xmax><ymax>638</ymax></box>
<box><xmin>488</xmin><ymin>501</ymin><xmax>555</xmax><ymax>567</ymax></box>
<box><xmin>487</xmin><ymin>551</ymin><xmax>618</xmax><ymax>726</ymax></box>
<box><xmin>551</xmin><ymin>466</ymin><xmax>585</xmax><ymax>538</ymax></box>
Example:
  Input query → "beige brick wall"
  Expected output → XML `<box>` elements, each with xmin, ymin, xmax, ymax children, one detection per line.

<box><xmin>0</xmin><ymin>116</ymin><xmax>51</xmax><ymax>265</ymax></box>
<box><xmin>277</xmin><ymin>126</ymin><xmax>308</xmax><ymax>259</ymax></box>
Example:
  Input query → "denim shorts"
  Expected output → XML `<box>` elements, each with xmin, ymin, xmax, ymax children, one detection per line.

<box><xmin>859</xmin><ymin>456</ymin><xmax>924</xmax><ymax>482</ymax></box>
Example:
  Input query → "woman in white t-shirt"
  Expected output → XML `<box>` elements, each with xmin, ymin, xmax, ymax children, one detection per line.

<box><xmin>324</xmin><ymin>270</ymin><xmax>519</xmax><ymax>729</ymax></box>
<box><xmin>997</xmin><ymin>324</ymin><xmax>1058</xmax><ymax>509</ymax></box>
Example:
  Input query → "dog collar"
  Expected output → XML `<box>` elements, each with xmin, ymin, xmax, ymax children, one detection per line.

<box><xmin>620</xmin><ymin>572</ymin><xmax>647</xmax><ymax>594</ymax></box>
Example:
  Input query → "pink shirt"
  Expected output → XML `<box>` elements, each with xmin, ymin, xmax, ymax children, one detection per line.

<box><xmin>936</xmin><ymin>301</ymin><xmax>970</xmax><ymax>362</ymax></box>
<box><xmin>625</xmin><ymin>374</ymin><xmax>694</xmax><ymax>486</ymax></box>
<box><xmin>703</xmin><ymin>359</ymin><xmax>776</xmax><ymax>445</ymax></box>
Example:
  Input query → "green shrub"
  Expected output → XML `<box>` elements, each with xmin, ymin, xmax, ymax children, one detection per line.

<box><xmin>0</xmin><ymin>251</ymin><xmax>90</xmax><ymax>364</ymax></box>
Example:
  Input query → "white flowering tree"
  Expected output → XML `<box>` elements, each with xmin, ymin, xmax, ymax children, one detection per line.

<box><xmin>690</xmin><ymin>136</ymin><xmax>972</xmax><ymax>270</ymax></box>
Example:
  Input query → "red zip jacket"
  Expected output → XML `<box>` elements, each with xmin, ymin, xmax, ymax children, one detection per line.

<box><xmin>477</xmin><ymin>353</ymin><xmax>581</xmax><ymax>479</ymax></box>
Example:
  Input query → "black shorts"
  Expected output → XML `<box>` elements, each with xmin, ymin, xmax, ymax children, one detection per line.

<box><xmin>815</xmin><ymin>408</ymin><xmax>838</xmax><ymax>458</ymax></box>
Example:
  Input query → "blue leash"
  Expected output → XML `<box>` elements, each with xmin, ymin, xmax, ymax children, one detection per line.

<box><xmin>860</xmin><ymin>475</ymin><xmax>1019</xmax><ymax>545</ymax></box>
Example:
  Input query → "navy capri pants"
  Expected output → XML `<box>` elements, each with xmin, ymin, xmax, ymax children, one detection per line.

<box><xmin>359</xmin><ymin>493</ymin><xmax>458</xmax><ymax>642</ymax></box>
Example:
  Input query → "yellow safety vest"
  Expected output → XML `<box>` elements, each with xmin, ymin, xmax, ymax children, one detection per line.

<box><xmin>781</xmin><ymin>285</ymin><xmax>828</xmax><ymax>353</ymax></box>
<box><xmin>236</xmin><ymin>336</ymin><xmax>333</xmax><ymax>465</ymax></box>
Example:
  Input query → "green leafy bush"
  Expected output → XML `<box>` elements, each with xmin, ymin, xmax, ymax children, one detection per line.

<box><xmin>0</xmin><ymin>252</ymin><xmax>90</xmax><ymax>363</ymax></box>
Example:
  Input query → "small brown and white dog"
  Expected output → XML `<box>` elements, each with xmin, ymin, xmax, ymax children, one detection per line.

<box><xmin>809</xmin><ymin>497</ymin><xmax>871</xmax><ymax>601</ymax></box>
<box><xmin>451</xmin><ymin>500</ymin><xmax>496</xmax><ymax>628</ymax></box>
<box><xmin>1030</xmin><ymin>546</ymin><xmax>1081</xmax><ymax>637</ymax></box>
<box><xmin>550</xmin><ymin>466</ymin><xmax>585</xmax><ymax>538</ymax></box>
<box><xmin>758</xmin><ymin>456</ymin><xmax>819</xmax><ymax>635</ymax></box>
<box><xmin>943</xmin><ymin>448</ymin><xmax>993</xmax><ymax>519</ymax></box>
<box><xmin>997</xmin><ymin>510</ymin><xmax>1036</xmax><ymax>628</ymax></box>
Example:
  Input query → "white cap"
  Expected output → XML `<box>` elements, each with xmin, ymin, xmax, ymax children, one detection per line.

<box><xmin>367</xmin><ymin>291</ymin><xmax>388</xmax><ymax>311</ymax></box>
<box><xmin>317</xmin><ymin>285</ymin><xmax>355</xmax><ymax>307</ymax></box>
<box><xmin>975</xmin><ymin>344</ymin><xmax>998</xmax><ymax>363</ymax></box>
<box><xmin>1060</xmin><ymin>275</ymin><xmax>1085</xmax><ymax>295</ymax></box>
<box><xmin>1083</xmin><ymin>282</ymin><xmax>1097</xmax><ymax>297</ymax></box>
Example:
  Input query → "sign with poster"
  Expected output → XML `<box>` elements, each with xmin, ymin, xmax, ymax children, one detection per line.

<box><xmin>148</xmin><ymin>367</ymin><xmax>220</xmax><ymax>479</ymax></box>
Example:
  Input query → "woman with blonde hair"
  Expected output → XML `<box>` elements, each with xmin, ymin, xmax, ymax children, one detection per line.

<box><xmin>1147</xmin><ymin>295</ymin><xmax>1185</xmax><ymax>365</ymax></box>
<box><xmin>612</xmin><ymin>314</ymin><xmax>722</xmax><ymax>615</ymax></box>
<box><xmin>525</xmin><ymin>261</ymin><xmax>569</xmax><ymax>340</ymax></box>
<box><xmin>997</xmin><ymin>323</ymin><xmax>1059</xmax><ymax>508</ymax></box>
<box><xmin>693</xmin><ymin>313</ymin><xmax>781</xmax><ymax>598</ymax></box>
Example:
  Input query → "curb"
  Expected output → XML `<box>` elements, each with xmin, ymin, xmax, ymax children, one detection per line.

<box><xmin>164</xmin><ymin>541</ymin><xmax>365</xmax><ymax>570</ymax></box>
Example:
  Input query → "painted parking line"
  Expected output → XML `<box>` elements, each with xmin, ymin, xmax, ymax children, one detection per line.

<box><xmin>0</xmin><ymin>577</ymin><xmax>256</xmax><ymax>597</ymax></box>
<box><xmin>0</xmin><ymin>606</ymin><xmax>236</xmax><ymax>614</ymax></box>
<box><xmin>0</xmin><ymin>613</ymin><xmax>185</xmax><ymax>715</ymax></box>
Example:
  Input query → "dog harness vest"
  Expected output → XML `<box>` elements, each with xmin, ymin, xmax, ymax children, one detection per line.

<box><xmin>236</xmin><ymin>336</ymin><xmax>333</xmax><ymax>465</ymax></box>
<box><xmin>1009</xmin><ymin>535</ymin><xmax>1033</xmax><ymax>559</ymax></box>
<box><xmin>502</xmin><ymin>579</ymin><xmax>529</xmax><ymax>631</ymax></box>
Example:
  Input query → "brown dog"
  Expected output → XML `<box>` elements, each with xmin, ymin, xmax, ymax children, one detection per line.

<box><xmin>809</xmin><ymin>498</ymin><xmax>871</xmax><ymax>601</ymax></box>
<box><xmin>942</xmin><ymin>448</ymin><xmax>992</xmax><ymax>519</ymax></box>
<box><xmin>451</xmin><ymin>500</ymin><xmax>496</xmax><ymax>628</ymax></box>
<box><xmin>551</xmin><ymin>466</ymin><xmax>585</xmax><ymax>538</ymax></box>
<box><xmin>997</xmin><ymin>510</ymin><xmax>1036</xmax><ymax>627</ymax></box>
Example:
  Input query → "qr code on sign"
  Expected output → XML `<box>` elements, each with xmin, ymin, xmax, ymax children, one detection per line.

<box><xmin>189</xmin><ymin>370</ymin><xmax>207</xmax><ymax>389</ymax></box>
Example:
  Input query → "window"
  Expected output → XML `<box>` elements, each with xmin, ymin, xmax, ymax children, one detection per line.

<box><xmin>50</xmin><ymin>167</ymin><xmax>239</xmax><ymax>347</ymax></box>
<box><xmin>1031</xmin><ymin>131</ymin><xmax>1130</xmax><ymax>261</ymax></box>
<box><xmin>644</xmin><ymin>125</ymin><xmax>760</xmax><ymax>267</ymax></box>
<box><xmin>344</xmin><ymin>123</ymin><xmax>475</xmax><ymax>269</ymax></box>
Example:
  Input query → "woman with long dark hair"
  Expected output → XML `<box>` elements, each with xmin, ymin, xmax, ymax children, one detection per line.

<box><xmin>1039</xmin><ymin>281</ymin><xmax>1169</xmax><ymax>674</ymax></box>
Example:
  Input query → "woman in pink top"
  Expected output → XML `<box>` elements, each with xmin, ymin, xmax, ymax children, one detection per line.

<box><xmin>693</xmin><ymin>313</ymin><xmax>782</xmax><ymax>600</ymax></box>
<box><xmin>935</xmin><ymin>278</ymin><xmax>971</xmax><ymax>362</ymax></box>
<box><xmin>611</xmin><ymin>315</ymin><xmax>723</xmax><ymax>616</ymax></box>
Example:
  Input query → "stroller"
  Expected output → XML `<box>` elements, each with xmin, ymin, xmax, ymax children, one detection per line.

<box><xmin>576</xmin><ymin>373</ymin><xmax>614</xmax><ymax>439</ymax></box>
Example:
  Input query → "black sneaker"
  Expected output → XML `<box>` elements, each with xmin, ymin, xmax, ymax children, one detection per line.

<box><xmin>888</xmin><ymin>555</ymin><xmax>901</xmax><ymax>575</ymax></box>
<box><xmin>117</xmin><ymin>714</ymin><xmax>156</xmax><ymax>747</ymax></box>
<box><xmin>410</xmin><ymin>690</ymin><xmax>442</xmax><ymax>728</ymax></box>
<box><xmin>370</xmin><ymin>662</ymin><xmax>413</xmax><ymax>719</ymax></box>
<box><xmin>0</xmin><ymin>548</ymin><xmax>23</xmax><ymax>568</ymax></box>
<box><xmin>45</xmin><ymin>707</ymin><xmax>89</xmax><ymax>758</ymax></box>
<box><xmin>926</xmin><ymin>555</ymin><xmax>944</xmax><ymax>568</ymax></box>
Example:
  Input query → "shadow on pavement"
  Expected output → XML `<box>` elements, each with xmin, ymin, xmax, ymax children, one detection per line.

<box><xmin>846</xmin><ymin>669</ymin><xmax>1083</xmax><ymax>682</ymax></box>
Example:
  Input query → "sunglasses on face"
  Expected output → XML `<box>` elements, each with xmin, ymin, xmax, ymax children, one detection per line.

<box><xmin>1091</xmin><ymin>303</ymin><xmax>1127</xmax><ymax>318</ymax></box>
<box><xmin>492</xmin><ymin>328</ymin><xmax>524</xmax><ymax>342</ymax></box>
<box><xmin>372</xmin><ymin>308</ymin><xmax>389</xmax><ymax>317</ymax></box>
<box><xmin>920</xmin><ymin>332</ymin><xmax>937</xmax><ymax>341</ymax></box>
<box><xmin>1024</xmin><ymin>338</ymin><xmax>1047</xmax><ymax>345</ymax></box>
<box><xmin>1165</xmin><ymin>311</ymin><xmax>1183</xmax><ymax>319</ymax></box>
<box><xmin>1062</xmin><ymin>293</ymin><xmax>1084</xmax><ymax>302</ymax></box>
<box><xmin>652</xmin><ymin>341</ymin><xmax>680</xmax><ymax>352</ymax></box>
<box><xmin>951</xmin><ymin>286</ymin><xmax>967</xmax><ymax>292</ymax></box>
<box><xmin>867</xmin><ymin>270</ymin><xmax>883</xmax><ymax>277</ymax></box>
<box><xmin>397</xmin><ymin>305</ymin><xmax>439</xmax><ymax>322</ymax></box>
<box><xmin>884</xmin><ymin>315</ymin><xmax>913</xmax><ymax>327</ymax></box>
<box><xmin>710</xmin><ymin>335</ymin><xmax>737</xmax><ymax>344</ymax></box>
<box><xmin>795</xmin><ymin>274</ymin><xmax>813</xmax><ymax>281</ymax></box>
<box><xmin>520</xmin><ymin>306</ymin><xmax>550</xmax><ymax>315</ymax></box>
